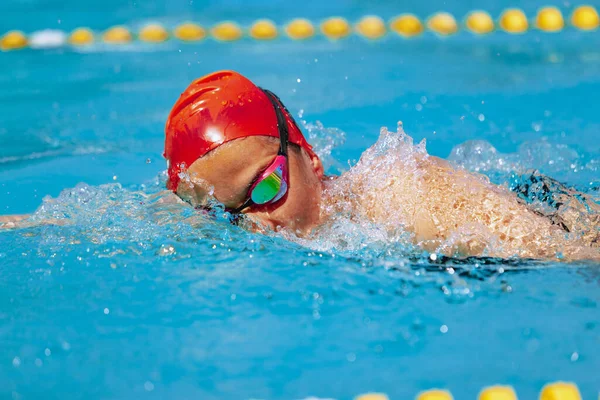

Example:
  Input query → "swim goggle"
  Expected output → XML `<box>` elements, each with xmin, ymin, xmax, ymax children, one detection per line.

<box><xmin>229</xmin><ymin>88</ymin><xmax>292</xmax><ymax>214</ymax></box>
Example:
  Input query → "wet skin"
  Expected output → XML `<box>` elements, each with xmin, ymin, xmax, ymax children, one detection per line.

<box><xmin>177</xmin><ymin>136</ymin><xmax>324</xmax><ymax>234</ymax></box>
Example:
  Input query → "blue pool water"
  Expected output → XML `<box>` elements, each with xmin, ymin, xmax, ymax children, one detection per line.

<box><xmin>1</xmin><ymin>0</ymin><xmax>600</xmax><ymax>399</ymax></box>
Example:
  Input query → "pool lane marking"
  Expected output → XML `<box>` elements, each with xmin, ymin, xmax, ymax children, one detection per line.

<box><xmin>1</xmin><ymin>5</ymin><xmax>599</xmax><ymax>51</ymax></box>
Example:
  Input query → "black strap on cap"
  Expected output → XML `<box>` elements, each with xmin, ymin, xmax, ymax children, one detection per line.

<box><xmin>260</xmin><ymin>88</ymin><xmax>289</xmax><ymax>156</ymax></box>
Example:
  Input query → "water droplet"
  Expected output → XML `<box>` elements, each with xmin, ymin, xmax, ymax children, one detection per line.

<box><xmin>158</xmin><ymin>245</ymin><xmax>176</xmax><ymax>256</ymax></box>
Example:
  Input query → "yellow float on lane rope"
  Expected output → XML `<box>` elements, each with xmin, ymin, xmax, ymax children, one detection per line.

<box><xmin>174</xmin><ymin>23</ymin><xmax>205</xmax><ymax>41</ymax></box>
<box><xmin>139</xmin><ymin>23</ymin><xmax>168</xmax><ymax>42</ymax></box>
<box><xmin>427</xmin><ymin>12</ymin><xmax>458</xmax><ymax>35</ymax></box>
<box><xmin>390</xmin><ymin>14</ymin><xmax>424</xmax><ymax>37</ymax></box>
<box><xmin>478</xmin><ymin>386</ymin><xmax>517</xmax><ymax>400</ymax></box>
<box><xmin>417</xmin><ymin>389</ymin><xmax>454</xmax><ymax>400</ymax></box>
<box><xmin>500</xmin><ymin>9</ymin><xmax>529</xmax><ymax>33</ymax></box>
<box><xmin>69</xmin><ymin>27</ymin><xmax>94</xmax><ymax>45</ymax></box>
<box><xmin>466</xmin><ymin>11</ymin><xmax>495</xmax><ymax>34</ymax></box>
<box><xmin>321</xmin><ymin>17</ymin><xmax>351</xmax><ymax>39</ymax></box>
<box><xmin>356</xmin><ymin>16</ymin><xmax>386</xmax><ymax>39</ymax></box>
<box><xmin>103</xmin><ymin>26</ymin><xmax>132</xmax><ymax>43</ymax></box>
<box><xmin>211</xmin><ymin>22</ymin><xmax>242</xmax><ymax>41</ymax></box>
<box><xmin>539</xmin><ymin>382</ymin><xmax>581</xmax><ymax>400</ymax></box>
<box><xmin>250</xmin><ymin>19</ymin><xmax>278</xmax><ymax>40</ymax></box>
<box><xmin>1</xmin><ymin>30</ymin><xmax>28</xmax><ymax>51</ymax></box>
<box><xmin>536</xmin><ymin>7</ymin><xmax>564</xmax><ymax>31</ymax></box>
<box><xmin>285</xmin><ymin>18</ymin><xmax>315</xmax><ymax>39</ymax></box>
<box><xmin>571</xmin><ymin>5</ymin><xmax>599</xmax><ymax>30</ymax></box>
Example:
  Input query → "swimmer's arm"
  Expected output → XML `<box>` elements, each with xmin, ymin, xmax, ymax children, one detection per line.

<box><xmin>0</xmin><ymin>214</ymin><xmax>68</xmax><ymax>229</ymax></box>
<box><xmin>0</xmin><ymin>214</ymin><xmax>29</xmax><ymax>229</ymax></box>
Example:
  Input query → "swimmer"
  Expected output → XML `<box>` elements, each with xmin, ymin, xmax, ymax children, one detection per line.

<box><xmin>2</xmin><ymin>70</ymin><xmax>599</xmax><ymax>261</ymax></box>
<box><xmin>165</xmin><ymin>71</ymin><xmax>599</xmax><ymax>261</ymax></box>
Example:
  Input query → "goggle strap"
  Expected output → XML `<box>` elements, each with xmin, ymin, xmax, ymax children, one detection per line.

<box><xmin>230</xmin><ymin>197</ymin><xmax>253</xmax><ymax>214</ymax></box>
<box><xmin>260</xmin><ymin>88</ymin><xmax>289</xmax><ymax>156</ymax></box>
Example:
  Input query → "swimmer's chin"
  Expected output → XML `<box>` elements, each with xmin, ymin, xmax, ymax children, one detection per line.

<box><xmin>241</xmin><ymin>215</ymin><xmax>323</xmax><ymax>238</ymax></box>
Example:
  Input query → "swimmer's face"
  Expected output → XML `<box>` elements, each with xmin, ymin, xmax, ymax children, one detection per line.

<box><xmin>179</xmin><ymin>136</ymin><xmax>325</xmax><ymax>234</ymax></box>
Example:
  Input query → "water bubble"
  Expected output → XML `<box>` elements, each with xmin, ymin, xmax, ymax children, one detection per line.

<box><xmin>478</xmin><ymin>113</ymin><xmax>485</xmax><ymax>122</ymax></box>
<box><xmin>346</xmin><ymin>353</ymin><xmax>356</xmax><ymax>362</ymax></box>
<box><xmin>44</xmin><ymin>348</ymin><xmax>51</xmax><ymax>357</ymax></box>
<box><xmin>440</xmin><ymin>325</ymin><xmax>449</xmax><ymax>333</ymax></box>
<box><xmin>158</xmin><ymin>245</ymin><xmax>176</xmax><ymax>256</ymax></box>
<box><xmin>570</xmin><ymin>352</ymin><xmax>579</xmax><ymax>362</ymax></box>
<box><xmin>12</xmin><ymin>357</ymin><xmax>21</xmax><ymax>368</ymax></box>
<box><xmin>144</xmin><ymin>381</ymin><xmax>154</xmax><ymax>391</ymax></box>
<box><xmin>34</xmin><ymin>358</ymin><xmax>42</xmax><ymax>367</ymax></box>
<box><xmin>104</xmin><ymin>308</ymin><xmax>110</xmax><ymax>315</ymax></box>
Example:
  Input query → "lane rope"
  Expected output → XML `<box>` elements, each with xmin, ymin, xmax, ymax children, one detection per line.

<box><xmin>1</xmin><ymin>5</ymin><xmax>598</xmax><ymax>51</ymax></box>
<box><xmin>352</xmin><ymin>382</ymin><xmax>582</xmax><ymax>400</ymax></box>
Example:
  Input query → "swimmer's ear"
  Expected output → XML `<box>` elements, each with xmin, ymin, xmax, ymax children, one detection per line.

<box><xmin>309</xmin><ymin>153</ymin><xmax>324</xmax><ymax>179</ymax></box>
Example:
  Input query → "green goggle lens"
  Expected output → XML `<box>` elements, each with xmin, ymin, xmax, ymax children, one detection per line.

<box><xmin>250</xmin><ymin>169</ymin><xmax>285</xmax><ymax>205</ymax></box>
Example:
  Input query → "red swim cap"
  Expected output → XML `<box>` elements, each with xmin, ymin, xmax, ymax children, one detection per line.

<box><xmin>164</xmin><ymin>70</ymin><xmax>318</xmax><ymax>191</ymax></box>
